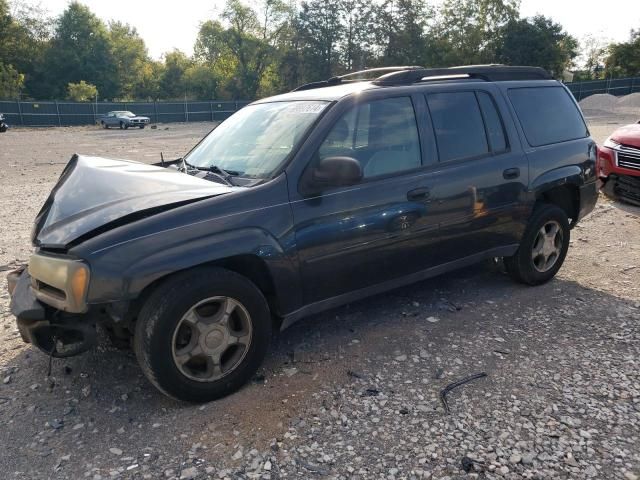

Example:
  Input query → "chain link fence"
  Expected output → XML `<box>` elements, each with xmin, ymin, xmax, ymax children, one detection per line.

<box><xmin>566</xmin><ymin>77</ymin><xmax>640</xmax><ymax>102</ymax></box>
<box><xmin>0</xmin><ymin>100</ymin><xmax>251</xmax><ymax>127</ymax></box>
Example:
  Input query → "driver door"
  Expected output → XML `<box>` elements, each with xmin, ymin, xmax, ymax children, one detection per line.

<box><xmin>290</xmin><ymin>95</ymin><xmax>439</xmax><ymax>305</ymax></box>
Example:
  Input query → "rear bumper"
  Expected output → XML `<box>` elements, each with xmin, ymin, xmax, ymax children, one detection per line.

<box><xmin>8</xmin><ymin>269</ymin><xmax>97</xmax><ymax>357</ymax></box>
<box><xmin>576</xmin><ymin>181</ymin><xmax>599</xmax><ymax>223</ymax></box>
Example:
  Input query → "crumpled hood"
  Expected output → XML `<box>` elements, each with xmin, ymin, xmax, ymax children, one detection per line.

<box><xmin>610</xmin><ymin>124</ymin><xmax>640</xmax><ymax>148</ymax></box>
<box><xmin>33</xmin><ymin>155</ymin><xmax>234</xmax><ymax>248</ymax></box>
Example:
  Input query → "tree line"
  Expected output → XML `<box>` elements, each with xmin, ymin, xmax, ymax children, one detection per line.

<box><xmin>1</xmin><ymin>0</ymin><xmax>639</xmax><ymax>102</ymax></box>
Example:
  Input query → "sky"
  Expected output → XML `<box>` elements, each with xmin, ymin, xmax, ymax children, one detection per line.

<box><xmin>30</xmin><ymin>0</ymin><xmax>640</xmax><ymax>59</ymax></box>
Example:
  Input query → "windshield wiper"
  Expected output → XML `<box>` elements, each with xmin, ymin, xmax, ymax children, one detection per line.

<box><xmin>199</xmin><ymin>165</ymin><xmax>240</xmax><ymax>186</ymax></box>
<box><xmin>207</xmin><ymin>165</ymin><xmax>240</xmax><ymax>177</ymax></box>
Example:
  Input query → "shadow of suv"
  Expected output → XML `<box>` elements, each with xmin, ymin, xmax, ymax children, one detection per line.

<box><xmin>8</xmin><ymin>65</ymin><xmax>598</xmax><ymax>402</ymax></box>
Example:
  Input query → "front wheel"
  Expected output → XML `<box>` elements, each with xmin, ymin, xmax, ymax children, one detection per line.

<box><xmin>504</xmin><ymin>203</ymin><xmax>570</xmax><ymax>285</ymax></box>
<box><xmin>139</xmin><ymin>125</ymin><xmax>145</xmax><ymax>129</ymax></box>
<box><xmin>133</xmin><ymin>267</ymin><xmax>272</xmax><ymax>402</ymax></box>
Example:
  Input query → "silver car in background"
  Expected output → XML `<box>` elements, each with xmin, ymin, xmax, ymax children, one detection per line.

<box><xmin>99</xmin><ymin>111</ymin><xmax>150</xmax><ymax>129</ymax></box>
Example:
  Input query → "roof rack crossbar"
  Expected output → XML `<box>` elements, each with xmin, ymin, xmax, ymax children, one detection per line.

<box><xmin>292</xmin><ymin>65</ymin><xmax>424</xmax><ymax>92</ymax></box>
<box><xmin>337</xmin><ymin>66</ymin><xmax>423</xmax><ymax>80</ymax></box>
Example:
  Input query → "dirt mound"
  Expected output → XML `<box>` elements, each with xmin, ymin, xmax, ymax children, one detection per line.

<box><xmin>616</xmin><ymin>92</ymin><xmax>640</xmax><ymax>109</ymax></box>
<box><xmin>579</xmin><ymin>92</ymin><xmax>640</xmax><ymax>118</ymax></box>
<box><xmin>579</xmin><ymin>94</ymin><xmax>618</xmax><ymax>112</ymax></box>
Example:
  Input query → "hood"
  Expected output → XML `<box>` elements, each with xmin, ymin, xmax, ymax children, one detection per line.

<box><xmin>610</xmin><ymin>123</ymin><xmax>640</xmax><ymax>148</ymax></box>
<box><xmin>33</xmin><ymin>155</ymin><xmax>234</xmax><ymax>248</ymax></box>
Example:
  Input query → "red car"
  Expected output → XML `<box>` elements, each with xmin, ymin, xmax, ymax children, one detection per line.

<box><xmin>597</xmin><ymin>121</ymin><xmax>640</xmax><ymax>206</ymax></box>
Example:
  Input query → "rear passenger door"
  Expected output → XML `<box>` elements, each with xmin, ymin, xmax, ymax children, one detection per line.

<box><xmin>423</xmin><ymin>86</ymin><xmax>529</xmax><ymax>263</ymax></box>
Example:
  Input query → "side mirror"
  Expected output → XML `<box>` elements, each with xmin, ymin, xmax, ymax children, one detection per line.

<box><xmin>310</xmin><ymin>156</ymin><xmax>363</xmax><ymax>189</ymax></box>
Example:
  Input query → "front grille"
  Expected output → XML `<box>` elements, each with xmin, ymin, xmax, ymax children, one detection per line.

<box><xmin>617</xmin><ymin>144</ymin><xmax>640</xmax><ymax>171</ymax></box>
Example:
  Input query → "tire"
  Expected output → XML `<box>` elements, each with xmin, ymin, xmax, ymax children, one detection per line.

<box><xmin>101</xmin><ymin>121</ymin><xmax>107</xmax><ymax>129</ymax></box>
<box><xmin>139</xmin><ymin>125</ymin><xmax>145</xmax><ymax>129</ymax></box>
<box><xmin>119</xmin><ymin>121</ymin><xmax>124</xmax><ymax>130</ymax></box>
<box><xmin>133</xmin><ymin>267</ymin><xmax>272</xmax><ymax>402</ymax></box>
<box><xmin>504</xmin><ymin>203</ymin><xmax>570</xmax><ymax>285</ymax></box>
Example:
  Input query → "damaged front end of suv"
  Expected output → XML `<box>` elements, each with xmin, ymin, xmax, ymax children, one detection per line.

<box><xmin>7</xmin><ymin>99</ymin><xmax>325</xmax><ymax>401</ymax></box>
<box><xmin>9</xmin><ymin>154</ymin><xmax>236</xmax><ymax>357</ymax></box>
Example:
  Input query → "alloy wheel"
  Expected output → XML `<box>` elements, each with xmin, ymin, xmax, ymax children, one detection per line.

<box><xmin>531</xmin><ymin>220</ymin><xmax>564</xmax><ymax>273</ymax></box>
<box><xmin>171</xmin><ymin>296</ymin><xmax>253</xmax><ymax>382</ymax></box>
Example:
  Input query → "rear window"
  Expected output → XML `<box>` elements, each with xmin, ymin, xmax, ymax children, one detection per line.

<box><xmin>508</xmin><ymin>86</ymin><xmax>588</xmax><ymax>147</ymax></box>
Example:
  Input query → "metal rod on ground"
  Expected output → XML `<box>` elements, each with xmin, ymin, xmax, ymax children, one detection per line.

<box><xmin>440</xmin><ymin>372</ymin><xmax>488</xmax><ymax>414</ymax></box>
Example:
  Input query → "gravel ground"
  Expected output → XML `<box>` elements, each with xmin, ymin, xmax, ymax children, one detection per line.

<box><xmin>0</xmin><ymin>119</ymin><xmax>638</xmax><ymax>480</ymax></box>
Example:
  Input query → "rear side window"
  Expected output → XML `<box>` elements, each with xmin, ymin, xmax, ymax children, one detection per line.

<box><xmin>477</xmin><ymin>92</ymin><xmax>507</xmax><ymax>153</ymax></box>
<box><xmin>427</xmin><ymin>92</ymin><xmax>489</xmax><ymax>162</ymax></box>
<box><xmin>508</xmin><ymin>86</ymin><xmax>588</xmax><ymax>147</ymax></box>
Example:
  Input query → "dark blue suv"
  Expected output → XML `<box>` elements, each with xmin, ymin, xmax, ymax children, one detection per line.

<box><xmin>8</xmin><ymin>66</ymin><xmax>598</xmax><ymax>402</ymax></box>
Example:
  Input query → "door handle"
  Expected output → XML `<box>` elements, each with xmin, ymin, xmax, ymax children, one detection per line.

<box><xmin>407</xmin><ymin>187</ymin><xmax>430</xmax><ymax>201</ymax></box>
<box><xmin>503</xmin><ymin>168</ymin><xmax>520</xmax><ymax>180</ymax></box>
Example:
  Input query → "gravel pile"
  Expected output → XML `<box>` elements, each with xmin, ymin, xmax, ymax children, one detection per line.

<box><xmin>580</xmin><ymin>93</ymin><xmax>640</xmax><ymax>120</ymax></box>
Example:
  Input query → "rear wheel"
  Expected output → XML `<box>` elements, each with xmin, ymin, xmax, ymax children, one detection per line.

<box><xmin>133</xmin><ymin>267</ymin><xmax>272</xmax><ymax>402</ymax></box>
<box><xmin>505</xmin><ymin>203</ymin><xmax>570</xmax><ymax>285</ymax></box>
<box><xmin>119</xmin><ymin>121</ymin><xmax>124</xmax><ymax>130</ymax></box>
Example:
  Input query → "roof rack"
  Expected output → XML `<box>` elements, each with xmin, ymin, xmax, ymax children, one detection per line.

<box><xmin>292</xmin><ymin>65</ymin><xmax>552</xmax><ymax>92</ymax></box>
<box><xmin>292</xmin><ymin>66</ymin><xmax>424</xmax><ymax>92</ymax></box>
<box><xmin>373</xmin><ymin>65</ymin><xmax>552</xmax><ymax>85</ymax></box>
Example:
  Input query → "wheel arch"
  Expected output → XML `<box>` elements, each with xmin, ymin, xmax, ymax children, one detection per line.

<box><xmin>536</xmin><ymin>184</ymin><xmax>580</xmax><ymax>225</ymax></box>
<box><xmin>104</xmin><ymin>228</ymin><xmax>300</xmax><ymax>328</ymax></box>
<box><xmin>125</xmin><ymin>255</ymin><xmax>284</xmax><ymax>331</ymax></box>
<box><xmin>531</xmin><ymin>166</ymin><xmax>583</xmax><ymax>226</ymax></box>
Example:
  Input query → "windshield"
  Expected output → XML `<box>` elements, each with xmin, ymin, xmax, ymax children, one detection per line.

<box><xmin>186</xmin><ymin>101</ymin><xmax>329</xmax><ymax>178</ymax></box>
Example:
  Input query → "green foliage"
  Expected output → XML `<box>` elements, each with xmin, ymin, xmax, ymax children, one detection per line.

<box><xmin>66</xmin><ymin>80</ymin><xmax>98</xmax><ymax>101</ymax></box>
<box><xmin>108</xmin><ymin>21</ymin><xmax>150</xmax><ymax>99</ymax></box>
<box><xmin>494</xmin><ymin>16</ymin><xmax>578</xmax><ymax>77</ymax></box>
<box><xmin>0</xmin><ymin>62</ymin><xmax>24</xmax><ymax>99</ymax></box>
<box><xmin>42</xmin><ymin>2</ymin><xmax>116</xmax><ymax>98</ymax></box>
<box><xmin>158</xmin><ymin>50</ymin><xmax>191</xmax><ymax>100</ymax></box>
<box><xmin>435</xmin><ymin>0</ymin><xmax>520</xmax><ymax>65</ymax></box>
<box><xmin>2</xmin><ymin>0</ymin><xmax>639</xmax><ymax>101</ymax></box>
<box><xmin>605</xmin><ymin>31</ymin><xmax>640</xmax><ymax>78</ymax></box>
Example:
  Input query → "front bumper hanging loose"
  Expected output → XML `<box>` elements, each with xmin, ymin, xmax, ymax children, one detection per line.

<box><xmin>8</xmin><ymin>268</ymin><xmax>97</xmax><ymax>358</ymax></box>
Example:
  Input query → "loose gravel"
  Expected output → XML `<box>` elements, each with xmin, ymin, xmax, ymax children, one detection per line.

<box><xmin>0</xmin><ymin>120</ymin><xmax>638</xmax><ymax>479</ymax></box>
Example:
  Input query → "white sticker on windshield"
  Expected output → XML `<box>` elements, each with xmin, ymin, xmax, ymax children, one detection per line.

<box><xmin>286</xmin><ymin>102</ymin><xmax>326</xmax><ymax>114</ymax></box>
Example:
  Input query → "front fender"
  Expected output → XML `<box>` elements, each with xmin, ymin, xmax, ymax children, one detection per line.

<box><xmin>124</xmin><ymin>227</ymin><xmax>292</xmax><ymax>297</ymax></box>
<box><xmin>85</xmin><ymin>227</ymin><xmax>300</xmax><ymax>313</ymax></box>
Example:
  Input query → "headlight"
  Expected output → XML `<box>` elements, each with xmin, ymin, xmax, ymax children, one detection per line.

<box><xmin>603</xmin><ymin>138</ymin><xmax>620</xmax><ymax>150</ymax></box>
<box><xmin>28</xmin><ymin>254</ymin><xmax>90</xmax><ymax>313</ymax></box>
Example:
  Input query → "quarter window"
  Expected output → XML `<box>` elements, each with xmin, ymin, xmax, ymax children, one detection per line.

<box><xmin>427</xmin><ymin>92</ymin><xmax>489</xmax><ymax>162</ymax></box>
<box><xmin>318</xmin><ymin>97</ymin><xmax>422</xmax><ymax>179</ymax></box>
